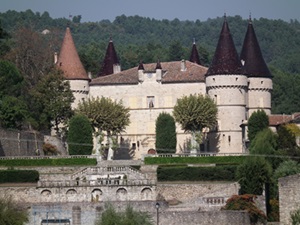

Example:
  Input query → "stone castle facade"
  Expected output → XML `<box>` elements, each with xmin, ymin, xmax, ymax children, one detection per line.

<box><xmin>56</xmin><ymin>16</ymin><xmax>272</xmax><ymax>159</ymax></box>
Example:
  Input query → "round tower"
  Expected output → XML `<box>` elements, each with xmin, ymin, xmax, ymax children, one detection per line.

<box><xmin>240</xmin><ymin>17</ymin><xmax>273</xmax><ymax>117</ymax></box>
<box><xmin>56</xmin><ymin>27</ymin><xmax>90</xmax><ymax>109</ymax></box>
<box><xmin>206</xmin><ymin>16</ymin><xmax>248</xmax><ymax>153</ymax></box>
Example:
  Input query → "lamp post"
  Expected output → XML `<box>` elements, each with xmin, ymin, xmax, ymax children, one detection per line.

<box><xmin>155</xmin><ymin>202</ymin><xmax>160</xmax><ymax>225</ymax></box>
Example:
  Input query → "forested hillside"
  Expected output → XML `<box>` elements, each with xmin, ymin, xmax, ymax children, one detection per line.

<box><xmin>1</xmin><ymin>9</ymin><xmax>300</xmax><ymax>114</ymax></box>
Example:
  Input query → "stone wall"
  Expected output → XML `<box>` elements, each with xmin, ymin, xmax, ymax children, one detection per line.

<box><xmin>0</xmin><ymin>129</ymin><xmax>44</xmax><ymax>156</ymax></box>
<box><xmin>279</xmin><ymin>173</ymin><xmax>300</xmax><ymax>225</ymax></box>
<box><xmin>24</xmin><ymin>202</ymin><xmax>251</xmax><ymax>225</ymax></box>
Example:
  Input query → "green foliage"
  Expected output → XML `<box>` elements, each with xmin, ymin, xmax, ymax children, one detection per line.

<box><xmin>0</xmin><ymin>158</ymin><xmax>97</xmax><ymax>167</ymax></box>
<box><xmin>268</xmin><ymin>199</ymin><xmax>279</xmax><ymax>222</ymax></box>
<box><xmin>157</xmin><ymin>165</ymin><xmax>237</xmax><ymax>181</ymax></box>
<box><xmin>0</xmin><ymin>60</ymin><xmax>23</xmax><ymax>98</ymax></box>
<box><xmin>250</xmin><ymin>128</ymin><xmax>278</xmax><ymax>155</ymax></box>
<box><xmin>248</xmin><ymin>110</ymin><xmax>269</xmax><ymax>142</ymax></box>
<box><xmin>277</xmin><ymin>124</ymin><xmax>300</xmax><ymax>160</ymax></box>
<box><xmin>144</xmin><ymin>155</ymin><xmax>248</xmax><ymax>165</ymax></box>
<box><xmin>155</xmin><ymin>112</ymin><xmax>177</xmax><ymax>153</ymax></box>
<box><xmin>29</xmin><ymin>69</ymin><xmax>74</xmax><ymax>132</ymax></box>
<box><xmin>0</xmin><ymin>96</ymin><xmax>28</xmax><ymax>129</ymax></box>
<box><xmin>0</xmin><ymin>195</ymin><xmax>29</xmax><ymax>225</ymax></box>
<box><xmin>95</xmin><ymin>203</ymin><xmax>153</xmax><ymax>225</ymax></box>
<box><xmin>222</xmin><ymin>194</ymin><xmax>267</xmax><ymax>225</ymax></box>
<box><xmin>291</xmin><ymin>208</ymin><xmax>300</xmax><ymax>225</ymax></box>
<box><xmin>249</xmin><ymin>128</ymin><xmax>280</xmax><ymax>168</ymax></box>
<box><xmin>173</xmin><ymin>94</ymin><xmax>217</xmax><ymax>134</ymax></box>
<box><xmin>77</xmin><ymin>96</ymin><xmax>130</xmax><ymax>134</ymax></box>
<box><xmin>273</xmin><ymin>160</ymin><xmax>300</xmax><ymax>180</ymax></box>
<box><xmin>236</xmin><ymin>157</ymin><xmax>272</xmax><ymax>195</ymax></box>
<box><xmin>68</xmin><ymin>114</ymin><xmax>93</xmax><ymax>155</ymax></box>
<box><xmin>271</xmin><ymin>67</ymin><xmax>300</xmax><ymax>114</ymax></box>
<box><xmin>0</xmin><ymin>170</ymin><xmax>39</xmax><ymax>183</ymax></box>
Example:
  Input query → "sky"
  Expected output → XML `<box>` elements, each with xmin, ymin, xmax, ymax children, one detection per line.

<box><xmin>1</xmin><ymin>0</ymin><xmax>300</xmax><ymax>23</ymax></box>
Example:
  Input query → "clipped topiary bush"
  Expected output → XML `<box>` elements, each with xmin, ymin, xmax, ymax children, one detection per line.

<box><xmin>155</xmin><ymin>112</ymin><xmax>177</xmax><ymax>153</ymax></box>
<box><xmin>67</xmin><ymin>114</ymin><xmax>93</xmax><ymax>155</ymax></box>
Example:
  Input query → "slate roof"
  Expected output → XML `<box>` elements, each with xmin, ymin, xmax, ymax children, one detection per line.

<box><xmin>90</xmin><ymin>61</ymin><xmax>207</xmax><ymax>86</ymax></box>
<box><xmin>240</xmin><ymin>18</ymin><xmax>272</xmax><ymax>78</ymax></box>
<box><xmin>189</xmin><ymin>41</ymin><xmax>201</xmax><ymax>65</ymax></box>
<box><xmin>56</xmin><ymin>27</ymin><xmax>89</xmax><ymax>80</ymax></box>
<box><xmin>98</xmin><ymin>38</ymin><xmax>120</xmax><ymax>77</ymax></box>
<box><xmin>206</xmin><ymin>16</ymin><xmax>242</xmax><ymax>76</ymax></box>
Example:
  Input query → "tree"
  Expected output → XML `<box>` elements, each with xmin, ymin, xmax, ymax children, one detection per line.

<box><xmin>236</xmin><ymin>157</ymin><xmax>272</xmax><ymax>195</ymax></box>
<box><xmin>76</xmin><ymin>96</ymin><xmax>130</xmax><ymax>159</ymax></box>
<box><xmin>0</xmin><ymin>96</ymin><xmax>28</xmax><ymax>129</ymax></box>
<box><xmin>155</xmin><ymin>112</ymin><xmax>177</xmax><ymax>153</ymax></box>
<box><xmin>173</xmin><ymin>94</ymin><xmax>217</xmax><ymax>151</ymax></box>
<box><xmin>274</xmin><ymin>160</ymin><xmax>300</xmax><ymax>180</ymax></box>
<box><xmin>277</xmin><ymin>124</ymin><xmax>300</xmax><ymax>159</ymax></box>
<box><xmin>222</xmin><ymin>194</ymin><xmax>267</xmax><ymax>225</ymax></box>
<box><xmin>0</xmin><ymin>60</ymin><xmax>23</xmax><ymax>98</ymax></box>
<box><xmin>29</xmin><ymin>69</ymin><xmax>74</xmax><ymax>132</ymax></box>
<box><xmin>95</xmin><ymin>203</ymin><xmax>153</xmax><ymax>225</ymax></box>
<box><xmin>248</xmin><ymin>110</ymin><xmax>269</xmax><ymax>142</ymax></box>
<box><xmin>0</xmin><ymin>195</ymin><xmax>28</xmax><ymax>225</ymax></box>
<box><xmin>250</xmin><ymin>128</ymin><xmax>278</xmax><ymax>155</ymax></box>
<box><xmin>168</xmin><ymin>40</ymin><xmax>185</xmax><ymax>61</ymax></box>
<box><xmin>67</xmin><ymin>114</ymin><xmax>93</xmax><ymax>155</ymax></box>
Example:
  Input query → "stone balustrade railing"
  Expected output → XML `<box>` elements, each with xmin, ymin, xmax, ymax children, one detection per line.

<box><xmin>38</xmin><ymin>178</ymin><xmax>156</xmax><ymax>188</ymax></box>
<box><xmin>142</xmin><ymin>152</ymin><xmax>248</xmax><ymax>160</ymax></box>
<box><xmin>0</xmin><ymin>155</ymin><xmax>96</xmax><ymax>160</ymax></box>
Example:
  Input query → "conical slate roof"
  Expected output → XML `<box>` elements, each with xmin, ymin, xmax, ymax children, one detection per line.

<box><xmin>98</xmin><ymin>38</ymin><xmax>120</xmax><ymax>76</ymax></box>
<box><xmin>57</xmin><ymin>27</ymin><xmax>89</xmax><ymax>80</ymax></box>
<box><xmin>189</xmin><ymin>40</ymin><xmax>201</xmax><ymax>65</ymax></box>
<box><xmin>240</xmin><ymin>18</ymin><xmax>272</xmax><ymax>78</ymax></box>
<box><xmin>206</xmin><ymin>16</ymin><xmax>242</xmax><ymax>76</ymax></box>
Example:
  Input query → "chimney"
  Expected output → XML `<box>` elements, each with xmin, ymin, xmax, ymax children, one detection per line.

<box><xmin>113</xmin><ymin>64</ymin><xmax>121</xmax><ymax>74</ymax></box>
<box><xmin>181</xmin><ymin>59</ymin><xmax>187</xmax><ymax>71</ymax></box>
<box><xmin>156</xmin><ymin>60</ymin><xmax>162</xmax><ymax>81</ymax></box>
<box><xmin>88</xmin><ymin>72</ymin><xmax>92</xmax><ymax>79</ymax></box>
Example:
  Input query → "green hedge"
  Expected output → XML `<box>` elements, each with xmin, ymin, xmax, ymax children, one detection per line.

<box><xmin>0</xmin><ymin>158</ymin><xmax>97</xmax><ymax>167</ymax></box>
<box><xmin>144</xmin><ymin>156</ymin><xmax>248</xmax><ymax>165</ymax></box>
<box><xmin>157</xmin><ymin>165</ymin><xmax>238</xmax><ymax>181</ymax></box>
<box><xmin>0</xmin><ymin>170</ymin><xmax>39</xmax><ymax>183</ymax></box>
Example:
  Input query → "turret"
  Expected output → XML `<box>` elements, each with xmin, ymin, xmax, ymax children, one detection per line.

<box><xmin>56</xmin><ymin>27</ymin><xmax>90</xmax><ymax>108</ymax></box>
<box><xmin>189</xmin><ymin>39</ymin><xmax>201</xmax><ymax>65</ymax></box>
<box><xmin>98</xmin><ymin>38</ymin><xmax>121</xmax><ymax>76</ymax></box>
<box><xmin>240</xmin><ymin>16</ymin><xmax>273</xmax><ymax>116</ymax></box>
<box><xmin>206</xmin><ymin>15</ymin><xmax>248</xmax><ymax>153</ymax></box>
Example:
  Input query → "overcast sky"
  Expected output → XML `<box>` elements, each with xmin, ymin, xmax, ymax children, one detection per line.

<box><xmin>1</xmin><ymin>0</ymin><xmax>299</xmax><ymax>22</ymax></box>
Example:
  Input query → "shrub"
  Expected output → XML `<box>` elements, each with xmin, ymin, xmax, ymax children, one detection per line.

<box><xmin>43</xmin><ymin>143</ymin><xmax>60</xmax><ymax>155</ymax></box>
<box><xmin>67</xmin><ymin>114</ymin><xmax>93</xmax><ymax>155</ymax></box>
<box><xmin>157</xmin><ymin>165</ymin><xmax>237</xmax><ymax>181</ymax></box>
<box><xmin>155</xmin><ymin>112</ymin><xmax>177</xmax><ymax>153</ymax></box>
<box><xmin>222</xmin><ymin>194</ymin><xmax>267</xmax><ymax>225</ymax></box>
<box><xmin>0</xmin><ymin>170</ymin><xmax>39</xmax><ymax>183</ymax></box>
<box><xmin>248</xmin><ymin>110</ymin><xmax>269</xmax><ymax>142</ymax></box>
<box><xmin>236</xmin><ymin>157</ymin><xmax>272</xmax><ymax>195</ymax></box>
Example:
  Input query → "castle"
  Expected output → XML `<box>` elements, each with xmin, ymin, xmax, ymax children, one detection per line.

<box><xmin>56</xmin><ymin>15</ymin><xmax>272</xmax><ymax>159</ymax></box>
